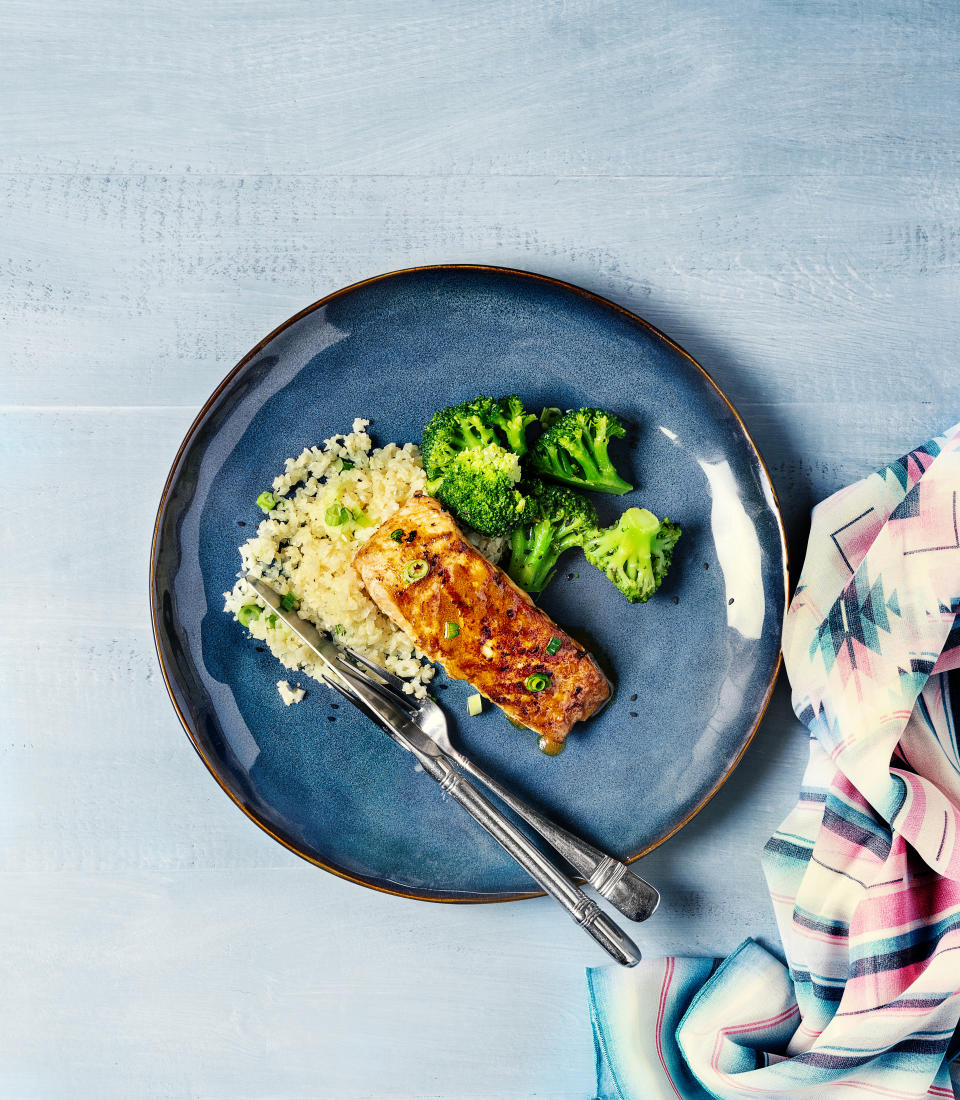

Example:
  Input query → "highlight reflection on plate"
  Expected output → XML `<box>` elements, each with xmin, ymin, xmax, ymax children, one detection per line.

<box><xmin>151</xmin><ymin>266</ymin><xmax>787</xmax><ymax>902</ymax></box>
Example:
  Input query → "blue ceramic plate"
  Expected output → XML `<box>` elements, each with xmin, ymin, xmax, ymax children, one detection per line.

<box><xmin>151</xmin><ymin>266</ymin><xmax>787</xmax><ymax>901</ymax></box>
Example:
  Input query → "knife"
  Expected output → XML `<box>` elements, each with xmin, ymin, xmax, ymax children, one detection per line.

<box><xmin>244</xmin><ymin>576</ymin><xmax>642</xmax><ymax>966</ymax></box>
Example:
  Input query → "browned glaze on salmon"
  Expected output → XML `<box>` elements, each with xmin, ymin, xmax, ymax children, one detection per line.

<box><xmin>352</xmin><ymin>494</ymin><xmax>610</xmax><ymax>747</ymax></box>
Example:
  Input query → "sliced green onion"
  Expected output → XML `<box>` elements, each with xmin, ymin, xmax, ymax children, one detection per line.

<box><xmin>466</xmin><ymin>694</ymin><xmax>483</xmax><ymax>717</ymax></box>
<box><xmin>402</xmin><ymin>559</ymin><xmax>429</xmax><ymax>583</ymax></box>
<box><xmin>340</xmin><ymin>459</ymin><xmax>355</xmax><ymax>470</ymax></box>
<box><xmin>524</xmin><ymin>673</ymin><xmax>551</xmax><ymax>692</ymax></box>
<box><xmin>256</xmin><ymin>491</ymin><xmax>278</xmax><ymax>512</ymax></box>
<box><xmin>333</xmin><ymin>624</ymin><xmax>346</xmax><ymax>635</ymax></box>
<box><xmin>238</xmin><ymin>604</ymin><xmax>261</xmax><ymax>627</ymax></box>
<box><xmin>279</xmin><ymin>592</ymin><xmax>298</xmax><ymax>612</ymax></box>
<box><xmin>325</xmin><ymin>503</ymin><xmax>350</xmax><ymax>526</ymax></box>
<box><xmin>390</xmin><ymin>529</ymin><xmax>404</xmax><ymax>542</ymax></box>
<box><xmin>351</xmin><ymin>508</ymin><xmax>373</xmax><ymax>527</ymax></box>
<box><xmin>444</xmin><ymin>621</ymin><xmax>460</xmax><ymax>639</ymax></box>
<box><xmin>266</xmin><ymin>613</ymin><xmax>279</xmax><ymax>628</ymax></box>
<box><xmin>546</xmin><ymin>636</ymin><xmax>562</xmax><ymax>656</ymax></box>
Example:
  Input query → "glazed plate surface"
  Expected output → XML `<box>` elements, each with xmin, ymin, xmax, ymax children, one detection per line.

<box><xmin>151</xmin><ymin>266</ymin><xmax>787</xmax><ymax>900</ymax></box>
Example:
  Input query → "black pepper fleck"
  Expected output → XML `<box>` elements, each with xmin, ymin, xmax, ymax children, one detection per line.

<box><xmin>255</xmin><ymin>646</ymin><xmax>265</xmax><ymax>653</ymax></box>
<box><xmin>728</xmin><ymin>597</ymin><xmax>735</xmax><ymax>605</ymax></box>
<box><xmin>630</xmin><ymin>711</ymin><xmax>639</xmax><ymax>718</ymax></box>
<box><xmin>237</xmin><ymin>520</ymin><xmax>246</xmax><ymax>527</ymax></box>
<box><xmin>330</xmin><ymin>703</ymin><xmax>339</xmax><ymax>710</ymax></box>
<box><xmin>327</xmin><ymin>716</ymin><xmax>336</xmax><ymax>722</ymax></box>
<box><xmin>567</xmin><ymin>573</ymin><xmax>574</xmax><ymax>580</ymax></box>
<box><xmin>704</xmin><ymin>562</ymin><xmax>709</xmax><ymax>570</ymax></box>
<box><xmin>672</xmin><ymin>595</ymin><xmax>679</xmax><ymax>605</ymax></box>
<box><xmin>630</xmin><ymin>693</ymin><xmax>638</xmax><ymax>701</ymax></box>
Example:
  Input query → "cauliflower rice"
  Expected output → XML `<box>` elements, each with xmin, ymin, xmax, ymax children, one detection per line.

<box><xmin>223</xmin><ymin>419</ymin><xmax>504</xmax><ymax>702</ymax></box>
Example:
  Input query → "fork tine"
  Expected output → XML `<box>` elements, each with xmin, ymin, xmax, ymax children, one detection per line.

<box><xmin>322</xmin><ymin>672</ymin><xmax>383</xmax><ymax>723</ymax></box>
<box><xmin>322</xmin><ymin>671</ymin><xmax>354</xmax><ymax>701</ymax></box>
<box><xmin>340</xmin><ymin>642</ymin><xmax>404</xmax><ymax>682</ymax></box>
<box><xmin>329</xmin><ymin>654</ymin><xmax>420</xmax><ymax>717</ymax></box>
<box><xmin>323</xmin><ymin>676</ymin><xmax>402</xmax><ymax>738</ymax></box>
<box><xmin>340</xmin><ymin>645</ymin><xmax>409</xmax><ymax>691</ymax></box>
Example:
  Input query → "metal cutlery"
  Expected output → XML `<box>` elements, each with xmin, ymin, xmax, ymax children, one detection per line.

<box><xmin>330</xmin><ymin>645</ymin><xmax>659</xmax><ymax>923</ymax></box>
<box><xmin>246</xmin><ymin>576</ymin><xmax>649</xmax><ymax>966</ymax></box>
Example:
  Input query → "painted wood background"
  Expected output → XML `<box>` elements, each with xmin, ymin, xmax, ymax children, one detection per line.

<box><xmin>3</xmin><ymin>1</ymin><xmax>959</xmax><ymax>1096</ymax></box>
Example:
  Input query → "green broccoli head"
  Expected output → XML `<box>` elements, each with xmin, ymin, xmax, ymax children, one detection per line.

<box><xmin>584</xmin><ymin>507</ymin><xmax>681</xmax><ymax>603</ymax></box>
<box><xmin>434</xmin><ymin>443</ymin><xmax>527</xmax><ymax>536</ymax></box>
<box><xmin>420</xmin><ymin>395</ymin><xmax>535</xmax><ymax>477</ymax></box>
<box><xmin>530</xmin><ymin>407</ymin><xmax>633</xmax><ymax>495</ymax></box>
<box><xmin>507</xmin><ymin>481</ymin><xmax>598</xmax><ymax>594</ymax></box>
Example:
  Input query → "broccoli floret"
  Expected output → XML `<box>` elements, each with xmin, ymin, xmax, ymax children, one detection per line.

<box><xmin>488</xmin><ymin>395</ymin><xmax>537</xmax><ymax>456</ymax></box>
<box><xmin>507</xmin><ymin>481</ymin><xmax>598</xmax><ymax>594</ymax></box>
<box><xmin>530</xmin><ymin>407</ymin><xmax>633</xmax><ymax>495</ymax></box>
<box><xmin>434</xmin><ymin>443</ymin><xmax>528</xmax><ymax>536</ymax></box>
<box><xmin>584</xmin><ymin>507</ymin><xmax>681</xmax><ymax>603</ymax></box>
<box><xmin>421</xmin><ymin>395</ymin><xmax>535</xmax><ymax>476</ymax></box>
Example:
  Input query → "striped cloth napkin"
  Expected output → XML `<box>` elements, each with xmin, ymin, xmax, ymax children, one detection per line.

<box><xmin>588</xmin><ymin>424</ymin><xmax>960</xmax><ymax>1099</ymax></box>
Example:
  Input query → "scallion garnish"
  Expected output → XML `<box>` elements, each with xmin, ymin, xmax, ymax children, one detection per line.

<box><xmin>325</xmin><ymin>503</ymin><xmax>350</xmax><ymax>526</ymax></box>
<box><xmin>390</xmin><ymin>529</ymin><xmax>404</xmax><ymax>542</ymax></box>
<box><xmin>402</xmin><ymin>559</ymin><xmax>429</xmax><ymax>584</ymax></box>
<box><xmin>340</xmin><ymin>459</ymin><xmax>355</xmax><ymax>470</ymax></box>
<box><xmin>238</xmin><ymin>604</ymin><xmax>261</xmax><ymax>626</ymax></box>
<box><xmin>256</xmin><ymin>491</ymin><xmax>278</xmax><ymax>512</ymax></box>
<box><xmin>546</xmin><ymin>636</ymin><xmax>562</xmax><ymax>655</ymax></box>
<box><xmin>351</xmin><ymin>508</ymin><xmax>373</xmax><ymax>527</ymax></box>
<box><xmin>524</xmin><ymin>673</ymin><xmax>551</xmax><ymax>692</ymax></box>
<box><xmin>279</xmin><ymin>592</ymin><xmax>298</xmax><ymax>612</ymax></box>
<box><xmin>444</xmin><ymin>621</ymin><xmax>460</xmax><ymax>639</ymax></box>
<box><xmin>266</xmin><ymin>613</ymin><xmax>279</xmax><ymax>628</ymax></box>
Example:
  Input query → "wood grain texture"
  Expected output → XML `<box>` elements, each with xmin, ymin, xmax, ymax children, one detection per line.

<box><xmin>2</xmin><ymin>0</ymin><xmax>959</xmax><ymax>1095</ymax></box>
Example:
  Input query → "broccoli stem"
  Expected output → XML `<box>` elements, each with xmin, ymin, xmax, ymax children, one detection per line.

<box><xmin>458</xmin><ymin>423</ymin><xmax>485</xmax><ymax>448</ymax></box>
<box><xmin>546</xmin><ymin>439</ymin><xmax>633</xmax><ymax>494</ymax></box>
<box><xmin>591</xmin><ymin>443</ymin><xmax>632</xmax><ymax>493</ymax></box>
<box><xmin>574</xmin><ymin>434</ymin><xmax>633</xmax><ymax>495</ymax></box>
<box><xmin>509</xmin><ymin>521</ymin><xmax>558</xmax><ymax>593</ymax></box>
<box><xmin>501</xmin><ymin>422</ymin><xmax>527</xmax><ymax>454</ymax></box>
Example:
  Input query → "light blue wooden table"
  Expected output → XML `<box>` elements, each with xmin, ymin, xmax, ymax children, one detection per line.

<box><xmin>3</xmin><ymin>2</ymin><xmax>960</xmax><ymax>1096</ymax></box>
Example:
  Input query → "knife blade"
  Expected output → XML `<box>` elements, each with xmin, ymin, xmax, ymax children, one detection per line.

<box><xmin>244</xmin><ymin>575</ymin><xmax>443</xmax><ymax>758</ymax></box>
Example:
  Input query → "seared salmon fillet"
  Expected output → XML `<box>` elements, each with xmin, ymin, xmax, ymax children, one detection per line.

<box><xmin>352</xmin><ymin>494</ymin><xmax>610</xmax><ymax>748</ymax></box>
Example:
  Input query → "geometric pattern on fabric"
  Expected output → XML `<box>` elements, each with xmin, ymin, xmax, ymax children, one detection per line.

<box><xmin>587</xmin><ymin>423</ymin><xmax>960</xmax><ymax>1099</ymax></box>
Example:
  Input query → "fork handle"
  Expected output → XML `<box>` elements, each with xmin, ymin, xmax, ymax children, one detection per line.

<box><xmin>418</xmin><ymin>752</ymin><xmax>640</xmax><ymax>967</ymax></box>
<box><xmin>450</xmin><ymin>752</ymin><xmax>659</xmax><ymax>923</ymax></box>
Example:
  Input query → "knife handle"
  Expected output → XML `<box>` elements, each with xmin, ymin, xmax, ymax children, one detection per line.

<box><xmin>419</xmin><ymin>753</ymin><xmax>640</xmax><ymax>967</ymax></box>
<box><xmin>449</xmin><ymin>751</ymin><xmax>659</xmax><ymax>922</ymax></box>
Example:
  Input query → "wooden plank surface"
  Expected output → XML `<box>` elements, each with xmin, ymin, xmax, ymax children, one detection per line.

<box><xmin>3</xmin><ymin>0</ymin><xmax>959</xmax><ymax>1096</ymax></box>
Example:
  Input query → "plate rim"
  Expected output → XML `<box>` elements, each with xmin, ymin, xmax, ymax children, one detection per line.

<box><xmin>150</xmin><ymin>263</ymin><xmax>788</xmax><ymax>903</ymax></box>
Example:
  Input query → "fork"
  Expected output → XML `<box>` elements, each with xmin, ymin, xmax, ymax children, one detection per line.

<box><xmin>245</xmin><ymin>575</ymin><xmax>648</xmax><ymax>963</ymax></box>
<box><xmin>320</xmin><ymin>661</ymin><xmax>641</xmax><ymax>966</ymax></box>
<box><xmin>335</xmin><ymin>646</ymin><xmax>660</xmax><ymax>923</ymax></box>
